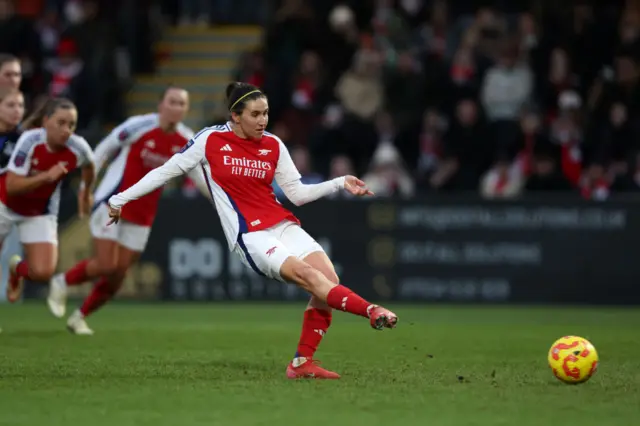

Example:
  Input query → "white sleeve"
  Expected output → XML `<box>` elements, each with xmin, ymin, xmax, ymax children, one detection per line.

<box><xmin>91</xmin><ymin>132</ymin><xmax>122</xmax><ymax>174</ymax></box>
<box><xmin>73</xmin><ymin>136</ymin><xmax>95</xmax><ymax>167</ymax></box>
<box><xmin>178</xmin><ymin>124</ymin><xmax>211</xmax><ymax>199</ymax></box>
<box><xmin>108</xmin><ymin>136</ymin><xmax>206</xmax><ymax>209</ymax></box>
<box><xmin>186</xmin><ymin>168</ymin><xmax>212</xmax><ymax>200</ymax></box>
<box><xmin>92</xmin><ymin>117</ymin><xmax>146</xmax><ymax>175</ymax></box>
<box><xmin>7</xmin><ymin>132</ymin><xmax>38</xmax><ymax>176</ymax></box>
<box><xmin>274</xmin><ymin>140</ymin><xmax>344</xmax><ymax>206</ymax></box>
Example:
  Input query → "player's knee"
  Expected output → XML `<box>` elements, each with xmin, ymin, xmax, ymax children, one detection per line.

<box><xmin>323</xmin><ymin>269</ymin><xmax>339</xmax><ymax>284</ymax></box>
<box><xmin>284</xmin><ymin>260</ymin><xmax>318</xmax><ymax>291</ymax></box>
<box><xmin>28</xmin><ymin>264</ymin><xmax>55</xmax><ymax>282</ymax></box>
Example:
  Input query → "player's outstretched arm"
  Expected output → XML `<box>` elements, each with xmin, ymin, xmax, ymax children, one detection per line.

<box><xmin>273</xmin><ymin>140</ymin><xmax>372</xmax><ymax>206</ymax></box>
<box><xmin>108</xmin><ymin>137</ymin><xmax>205</xmax><ymax>211</ymax></box>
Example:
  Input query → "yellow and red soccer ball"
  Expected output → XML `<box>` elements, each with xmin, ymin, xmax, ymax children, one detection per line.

<box><xmin>548</xmin><ymin>336</ymin><xmax>599</xmax><ymax>384</ymax></box>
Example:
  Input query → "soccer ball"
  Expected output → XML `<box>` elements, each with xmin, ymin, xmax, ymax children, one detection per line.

<box><xmin>548</xmin><ymin>336</ymin><xmax>599</xmax><ymax>384</ymax></box>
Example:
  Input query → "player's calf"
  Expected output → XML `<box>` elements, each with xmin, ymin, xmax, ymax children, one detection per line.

<box><xmin>280</xmin><ymin>257</ymin><xmax>399</xmax><ymax>329</ymax></box>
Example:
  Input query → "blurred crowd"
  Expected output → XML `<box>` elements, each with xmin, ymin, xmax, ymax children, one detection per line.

<box><xmin>0</xmin><ymin>0</ymin><xmax>165</xmax><ymax>137</ymax></box>
<box><xmin>7</xmin><ymin>0</ymin><xmax>640</xmax><ymax>202</ymax></box>
<box><xmin>229</xmin><ymin>0</ymin><xmax>640</xmax><ymax>200</ymax></box>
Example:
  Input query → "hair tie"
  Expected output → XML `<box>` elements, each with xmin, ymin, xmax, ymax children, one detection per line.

<box><xmin>229</xmin><ymin>90</ymin><xmax>262</xmax><ymax>112</ymax></box>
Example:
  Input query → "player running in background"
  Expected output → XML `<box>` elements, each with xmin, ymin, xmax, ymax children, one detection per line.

<box><xmin>0</xmin><ymin>85</ymin><xmax>25</xmax><ymax>333</ymax></box>
<box><xmin>0</xmin><ymin>87</ymin><xmax>25</xmax><ymax>177</ymax></box>
<box><xmin>2</xmin><ymin>98</ymin><xmax>95</xmax><ymax>302</ymax></box>
<box><xmin>0</xmin><ymin>54</ymin><xmax>23</xmax><ymax>332</ymax></box>
<box><xmin>106</xmin><ymin>82</ymin><xmax>398</xmax><ymax>379</ymax></box>
<box><xmin>48</xmin><ymin>86</ymin><xmax>209</xmax><ymax>335</ymax></box>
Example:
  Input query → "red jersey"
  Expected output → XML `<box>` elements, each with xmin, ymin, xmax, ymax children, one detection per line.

<box><xmin>92</xmin><ymin>113</ymin><xmax>193</xmax><ymax>226</ymax></box>
<box><xmin>165</xmin><ymin>124</ymin><xmax>300</xmax><ymax>249</ymax></box>
<box><xmin>0</xmin><ymin>128</ymin><xmax>94</xmax><ymax>216</ymax></box>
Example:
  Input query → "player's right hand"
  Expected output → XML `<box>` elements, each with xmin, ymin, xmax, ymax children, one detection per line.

<box><xmin>106</xmin><ymin>203</ymin><xmax>121</xmax><ymax>226</ymax></box>
<box><xmin>45</xmin><ymin>162</ymin><xmax>68</xmax><ymax>182</ymax></box>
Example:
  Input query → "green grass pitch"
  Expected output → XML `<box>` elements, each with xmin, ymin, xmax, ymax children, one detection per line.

<box><xmin>1</xmin><ymin>303</ymin><xmax>639</xmax><ymax>426</ymax></box>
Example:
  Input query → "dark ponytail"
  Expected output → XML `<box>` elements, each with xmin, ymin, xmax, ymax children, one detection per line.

<box><xmin>22</xmin><ymin>97</ymin><xmax>76</xmax><ymax>130</ymax></box>
<box><xmin>226</xmin><ymin>82</ymin><xmax>266</xmax><ymax>115</ymax></box>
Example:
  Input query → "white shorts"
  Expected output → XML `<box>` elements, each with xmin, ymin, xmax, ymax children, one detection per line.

<box><xmin>233</xmin><ymin>220</ymin><xmax>324</xmax><ymax>282</ymax></box>
<box><xmin>89</xmin><ymin>202</ymin><xmax>151</xmax><ymax>252</ymax></box>
<box><xmin>0</xmin><ymin>201</ymin><xmax>58</xmax><ymax>245</ymax></box>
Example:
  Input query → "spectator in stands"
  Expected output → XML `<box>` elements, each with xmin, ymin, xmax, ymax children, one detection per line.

<box><xmin>428</xmin><ymin>98</ymin><xmax>488</xmax><ymax>191</ymax></box>
<box><xmin>413</xmin><ymin>0</ymin><xmax>451</xmax><ymax>61</ymax></box>
<box><xmin>447</xmin><ymin>44</ymin><xmax>481</xmax><ymax>108</ymax></box>
<box><xmin>320</xmin><ymin>4</ymin><xmax>359</xmax><ymax>88</ymax></box>
<box><xmin>480</xmin><ymin>40</ymin><xmax>533</xmax><ymax>160</ymax></box>
<box><xmin>362</xmin><ymin>142</ymin><xmax>414</xmax><ymax>198</ymax></box>
<box><xmin>612</xmin><ymin>151</ymin><xmax>640</xmax><ymax>192</ymax></box>
<box><xmin>381</xmin><ymin>49</ymin><xmax>426</xmax><ymax>129</ymax></box>
<box><xmin>0</xmin><ymin>53</ymin><xmax>21</xmax><ymax>89</ymax></box>
<box><xmin>598</xmin><ymin>101</ymin><xmax>640</xmax><ymax>188</ymax></box>
<box><xmin>551</xmin><ymin>90</ymin><xmax>584</xmax><ymax>187</ymax></box>
<box><xmin>332</xmin><ymin>47</ymin><xmax>384</xmax><ymax>172</ymax></box>
<box><xmin>335</xmin><ymin>46</ymin><xmax>383</xmax><ymax>123</ymax></box>
<box><xmin>234</xmin><ymin>49</ymin><xmax>265</xmax><ymax>89</ymax></box>
<box><xmin>34</xmin><ymin>8</ymin><xmax>62</xmax><ymax>58</ymax></box>
<box><xmin>480</xmin><ymin>155</ymin><xmax>524</xmax><ymax>199</ymax></box>
<box><xmin>42</xmin><ymin>37</ymin><xmax>91</xmax><ymax>128</ymax></box>
<box><xmin>618</xmin><ymin>8</ymin><xmax>640</xmax><ymax>47</ymax></box>
<box><xmin>540</xmin><ymin>47</ymin><xmax>582</xmax><ymax>120</ymax></box>
<box><xmin>525</xmin><ymin>144</ymin><xmax>573</xmax><ymax>193</ymax></box>
<box><xmin>280</xmin><ymin>51</ymin><xmax>324</xmax><ymax>145</ymax></box>
<box><xmin>518</xmin><ymin>12</ymin><xmax>542</xmax><ymax>64</ymax></box>
<box><xmin>415</xmin><ymin>108</ymin><xmax>445</xmax><ymax>189</ymax></box>
<box><xmin>511</xmin><ymin>108</ymin><xmax>545</xmax><ymax>177</ymax></box>
<box><xmin>580</xmin><ymin>163</ymin><xmax>611</xmax><ymax>201</ymax></box>
<box><xmin>469</xmin><ymin>6</ymin><xmax>505</xmax><ymax>63</ymax></box>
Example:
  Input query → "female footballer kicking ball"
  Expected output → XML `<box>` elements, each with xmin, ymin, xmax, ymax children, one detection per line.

<box><xmin>106</xmin><ymin>82</ymin><xmax>398</xmax><ymax>379</ymax></box>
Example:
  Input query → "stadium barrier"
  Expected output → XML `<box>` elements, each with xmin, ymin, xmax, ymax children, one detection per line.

<box><xmin>124</xmin><ymin>195</ymin><xmax>637</xmax><ymax>305</ymax></box>
<box><xmin>20</xmin><ymin>195</ymin><xmax>635</xmax><ymax>304</ymax></box>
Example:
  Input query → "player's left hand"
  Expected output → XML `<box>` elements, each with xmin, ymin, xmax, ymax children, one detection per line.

<box><xmin>344</xmin><ymin>175</ymin><xmax>374</xmax><ymax>197</ymax></box>
<box><xmin>106</xmin><ymin>203</ymin><xmax>121</xmax><ymax>226</ymax></box>
<box><xmin>77</xmin><ymin>187</ymin><xmax>93</xmax><ymax>219</ymax></box>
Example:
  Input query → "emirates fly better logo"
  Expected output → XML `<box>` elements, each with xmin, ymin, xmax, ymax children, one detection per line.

<box><xmin>223</xmin><ymin>155</ymin><xmax>271</xmax><ymax>179</ymax></box>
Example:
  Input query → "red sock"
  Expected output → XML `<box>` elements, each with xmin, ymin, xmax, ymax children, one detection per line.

<box><xmin>64</xmin><ymin>259</ymin><xmax>90</xmax><ymax>286</ymax></box>
<box><xmin>326</xmin><ymin>285</ymin><xmax>374</xmax><ymax>318</ymax></box>
<box><xmin>295</xmin><ymin>308</ymin><xmax>332</xmax><ymax>359</ymax></box>
<box><xmin>16</xmin><ymin>260</ymin><xmax>30</xmax><ymax>279</ymax></box>
<box><xmin>80</xmin><ymin>277</ymin><xmax>118</xmax><ymax>317</ymax></box>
